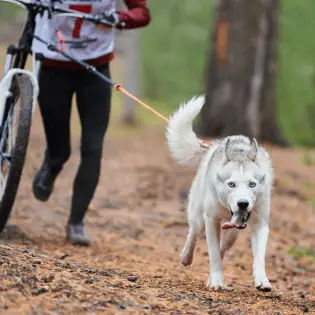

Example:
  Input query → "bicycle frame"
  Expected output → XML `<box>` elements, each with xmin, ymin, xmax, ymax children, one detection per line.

<box><xmin>0</xmin><ymin>0</ymin><xmax>43</xmax><ymax>132</ymax></box>
<box><xmin>2</xmin><ymin>1</ymin><xmax>48</xmax><ymax>77</ymax></box>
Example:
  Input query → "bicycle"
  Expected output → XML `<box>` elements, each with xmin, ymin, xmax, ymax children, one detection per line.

<box><xmin>0</xmin><ymin>0</ymin><xmax>121</xmax><ymax>233</ymax></box>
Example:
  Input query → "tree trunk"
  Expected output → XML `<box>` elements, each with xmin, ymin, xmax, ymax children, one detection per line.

<box><xmin>198</xmin><ymin>0</ymin><xmax>288</xmax><ymax>146</ymax></box>
<box><xmin>116</xmin><ymin>0</ymin><xmax>139</xmax><ymax>125</ymax></box>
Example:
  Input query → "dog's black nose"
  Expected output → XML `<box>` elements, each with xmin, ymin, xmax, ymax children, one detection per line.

<box><xmin>237</xmin><ymin>200</ymin><xmax>249</xmax><ymax>210</ymax></box>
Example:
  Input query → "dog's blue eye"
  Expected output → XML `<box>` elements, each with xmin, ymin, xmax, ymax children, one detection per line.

<box><xmin>249</xmin><ymin>182</ymin><xmax>256</xmax><ymax>188</ymax></box>
<box><xmin>228</xmin><ymin>182</ymin><xmax>236</xmax><ymax>188</ymax></box>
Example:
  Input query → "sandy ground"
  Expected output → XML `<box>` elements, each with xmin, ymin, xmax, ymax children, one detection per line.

<box><xmin>0</xmin><ymin>103</ymin><xmax>314</xmax><ymax>314</ymax></box>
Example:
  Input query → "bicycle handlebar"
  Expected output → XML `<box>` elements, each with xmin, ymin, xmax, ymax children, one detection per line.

<box><xmin>0</xmin><ymin>0</ymin><xmax>125</xmax><ymax>29</ymax></box>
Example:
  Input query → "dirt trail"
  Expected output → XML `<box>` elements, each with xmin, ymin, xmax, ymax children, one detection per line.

<box><xmin>0</xmin><ymin>109</ymin><xmax>315</xmax><ymax>315</ymax></box>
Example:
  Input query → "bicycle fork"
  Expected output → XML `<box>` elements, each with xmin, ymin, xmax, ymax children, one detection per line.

<box><xmin>2</xmin><ymin>46</ymin><xmax>15</xmax><ymax>79</ymax></box>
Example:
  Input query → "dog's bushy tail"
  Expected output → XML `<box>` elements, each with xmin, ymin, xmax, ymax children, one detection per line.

<box><xmin>166</xmin><ymin>94</ymin><xmax>207</xmax><ymax>168</ymax></box>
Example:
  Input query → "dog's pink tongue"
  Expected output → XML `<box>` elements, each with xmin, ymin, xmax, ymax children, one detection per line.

<box><xmin>221</xmin><ymin>222</ymin><xmax>236</xmax><ymax>230</ymax></box>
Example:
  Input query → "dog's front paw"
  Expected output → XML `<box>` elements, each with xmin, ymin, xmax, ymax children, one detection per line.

<box><xmin>207</xmin><ymin>284</ymin><xmax>229</xmax><ymax>291</ymax></box>
<box><xmin>180</xmin><ymin>250</ymin><xmax>193</xmax><ymax>266</ymax></box>
<box><xmin>206</xmin><ymin>273</ymin><xmax>229</xmax><ymax>291</ymax></box>
<box><xmin>255</xmin><ymin>278</ymin><xmax>272</xmax><ymax>292</ymax></box>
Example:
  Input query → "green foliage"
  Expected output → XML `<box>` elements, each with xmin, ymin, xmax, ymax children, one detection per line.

<box><xmin>141</xmin><ymin>0</ymin><xmax>315</xmax><ymax>146</ymax></box>
<box><xmin>0</xmin><ymin>3</ymin><xmax>25</xmax><ymax>21</ymax></box>
<box><xmin>288</xmin><ymin>246</ymin><xmax>315</xmax><ymax>260</ymax></box>
<box><xmin>277</xmin><ymin>0</ymin><xmax>315</xmax><ymax>146</ymax></box>
<box><xmin>140</xmin><ymin>0</ymin><xmax>212</xmax><ymax>105</ymax></box>
<box><xmin>301</xmin><ymin>151</ymin><xmax>314</xmax><ymax>165</ymax></box>
<box><xmin>2</xmin><ymin>1</ymin><xmax>315</xmax><ymax>146</ymax></box>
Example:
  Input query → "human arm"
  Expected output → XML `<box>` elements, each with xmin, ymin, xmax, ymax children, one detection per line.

<box><xmin>116</xmin><ymin>0</ymin><xmax>151</xmax><ymax>29</ymax></box>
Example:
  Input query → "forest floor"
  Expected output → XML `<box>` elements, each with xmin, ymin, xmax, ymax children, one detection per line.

<box><xmin>0</xmin><ymin>106</ymin><xmax>314</xmax><ymax>314</ymax></box>
<box><xmin>0</xmin><ymin>37</ymin><xmax>315</xmax><ymax>314</ymax></box>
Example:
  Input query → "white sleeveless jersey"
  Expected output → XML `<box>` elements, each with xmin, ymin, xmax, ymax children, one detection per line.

<box><xmin>32</xmin><ymin>0</ymin><xmax>116</xmax><ymax>61</ymax></box>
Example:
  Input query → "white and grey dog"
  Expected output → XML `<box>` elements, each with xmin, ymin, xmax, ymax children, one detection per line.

<box><xmin>166</xmin><ymin>95</ymin><xmax>273</xmax><ymax>292</ymax></box>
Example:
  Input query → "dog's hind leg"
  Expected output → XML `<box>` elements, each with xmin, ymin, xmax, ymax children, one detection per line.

<box><xmin>180</xmin><ymin>227</ymin><xmax>199</xmax><ymax>266</ymax></box>
<box><xmin>180</xmin><ymin>203</ymin><xmax>204</xmax><ymax>266</ymax></box>
<box><xmin>220</xmin><ymin>229</ymin><xmax>239</xmax><ymax>259</ymax></box>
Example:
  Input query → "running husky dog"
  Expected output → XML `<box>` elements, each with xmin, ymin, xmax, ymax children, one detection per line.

<box><xmin>166</xmin><ymin>95</ymin><xmax>273</xmax><ymax>292</ymax></box>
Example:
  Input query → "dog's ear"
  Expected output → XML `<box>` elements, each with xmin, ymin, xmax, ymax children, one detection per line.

<box><xmin>248</xmin><ymin>138</ymin><xmax>258</xmax><ymax>161</ymax></box>
<box><xmin>225</xmin><ymin>138</ymin><xmax>234</xmax><ymax>162</ymax></box>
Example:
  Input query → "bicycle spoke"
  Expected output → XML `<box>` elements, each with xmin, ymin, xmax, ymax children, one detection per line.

<box><xmin>2</xmin><ymin>153</ymin><xmax>12</xmax><ymax>164</ymax></box>
<box><xmin>8</xmin><ymin>106</ymin><xmax>17</xmax><ymax>152</ymax></box>
<box><xmin>0</xmin><ymin>102</ymin><xmax>16</xmax><ymax>198</ymax></box>
<box><xmin>0</xmin><ymin>163</ymin><xmax>9</xmax><ymax>198</ymax></box>
<box><xmin>0</xmin><ymin>73</ymin><xmax>34</xmax><ymax>232</ymax></box>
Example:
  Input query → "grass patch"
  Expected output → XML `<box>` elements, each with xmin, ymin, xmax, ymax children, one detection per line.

<box><xmin>288</xmin><ymin>246</ymin><xmax>315</xmax><ymax>260</ymax></box>
<box><xmin>301</xmin><ymin>152</ymin><xmax>314</xmax><ymax>165</ymax></box>
<box><xmin>302</xmin><ymin>182</ymin><xmax>312</xmax><ymax>190</ymax></box>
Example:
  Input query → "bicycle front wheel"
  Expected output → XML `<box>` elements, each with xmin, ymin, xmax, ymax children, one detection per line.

<box><xmin>0</xmin><ymin>74</ymin><xmax>34</xmax><ymax>233</ymax></box>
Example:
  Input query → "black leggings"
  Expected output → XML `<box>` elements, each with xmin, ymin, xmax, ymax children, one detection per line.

<box><xmin>38</xmin><ymin>63</ymin><xmax>111</xmax><ymax>223</ymax></box>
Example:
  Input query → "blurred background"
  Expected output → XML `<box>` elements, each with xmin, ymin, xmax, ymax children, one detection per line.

<box><xmin>0</xmin><ymin>1</ymin><xmax>314</xmax><ymax>313</ymax></box>
<box><xmin>1</xmin><ymin>0</ymin><xmax>315</xmax><ymax>146</ymax></box>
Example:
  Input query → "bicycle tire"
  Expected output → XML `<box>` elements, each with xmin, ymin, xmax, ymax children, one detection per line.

<box><xmin>0</xmin><ymin>74</ymin><xmax>34</xmax><ymax>233</ymax></box>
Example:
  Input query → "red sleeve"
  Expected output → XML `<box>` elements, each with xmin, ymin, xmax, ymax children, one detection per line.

<box><xmin>116</xmin><ymin>0</ymin><xmax>151</xmax><ymax>29</ymax></box>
